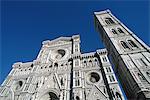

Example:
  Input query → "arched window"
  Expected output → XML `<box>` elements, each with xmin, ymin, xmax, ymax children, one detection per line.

<box><xmin>111</xmin><ymin>75</ymin><xmax>115</xmax><ymax>81</ymax></box>
<box><xmin>54</xmin><ymin>63</ymin><xmax>58</xmax><ymax>67</ymax></box>
<box><xmin>76</xmin><ymin>96</ymin><xmax>80</xmax><ymax>100</ymax></box>
<box><xmin>94</xmin><ymin>59</ymin><xmax>98</xmax><ymax>65</ymax></box>
<box><xmin>31</xmin><ymin>64</ymin><xmax>34</xmax><ymax>67</ymax></box>
<box><xmin>83</xmin><ymin>60</ymin><xmax>87</xmax><ymax>66</ymax></box>
<box><xmin>77</xmin><ymin>80</ymin><xmax>80</xmax><ymax>86</ymax></box>
<box><xmin>106</xmin><ymin>67</ymin><xmax>111</xmax><ymax>72</ymax></box>
<box><xmin>108</xmin><ymin>67</ymin><xmax>111</xmax><ymax>72</ymax></box>
<box><xmin>89</xmin><ymin>60</ymin><xmax>93</xmax><ymax>66</ymax></box>
<box><xmin>105</xmin><ymin>19</ymin><xmax>110</xmax><ymax>24</ymax></box>
<box><xmin>112</xmin><ymin>29</ymin><xmax>117</xmax><ymax>34</ymax></box>
<box><xmin>60</xmin><ymin>78</ymin><xmax>64</xmax><ymax>86</ymax></box>
<box><xmin>75</xmin><ymin>44</ymin><xmax>78</xmax><ymax>52</ymax></box>
<box><xmin>128</xmin><ymin>40</ymin><xmax>138</xmax><ymax>48</ymax></box>
<box><xmin>95</xmin><ymin>59</ymin><xmax>97</xmax><ymax>62</ymax></box>
<box><xmin>115</xmin><ymin>92</ymin><xmax>122</xmax><ymax>100</ymax></box>
<box><xmin>75</xmin><ymin>79</ymin><xmax>80</xmax><ymax>86</ymax></box>
<box><xmin>109</xmin><ymin>75</ymin><xmax>115</xmax><ymax>82</ymax></box>
<box><xmin>117</xmin><ymin>28</ymin><xmax>124</xmax><ymax>33</ymax></box>
<box><xmin>120</xmin><ymin>41</ymin><xmax>130</xmax><ymax>49</ymax></box>
<box><xmin>102</xmin><ymin>56</ymin><xmax>107</xmax><ymax>62</ymax></box>
<box><xmin>36</xmin><ymin>82</ymin><xmax>38</xmax><ymax>88</ymax></box>
<box><xmin>110</xmin><ymin>89</ymin><xmax>115</xmax><ymax>98</ymax></box>
<box><xmin>105</xmin><ymin>17</ymin><xmax>115</xmax><ymax>24</ymax></box>
<box><xmin>75</xmin><ymin>60</ymin><xmax>79</xmax><ymax>66</ymax></box>
<box><xmin>75</xmin><ymin>71</ymin><xmax>79</xmax><ymax>77</ymax></box>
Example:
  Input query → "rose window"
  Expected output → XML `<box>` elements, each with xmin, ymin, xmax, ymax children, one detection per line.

<box><xmin>88</xmin><ymin>72</ymin><xmax>100</xmax><ymax>83</ymax></box>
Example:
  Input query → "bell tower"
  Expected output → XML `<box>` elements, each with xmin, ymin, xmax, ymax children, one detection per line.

<box><xmin>94</xmin><ymin>10</ymin><xmax>150</xmax><ymax>99</ymax></box>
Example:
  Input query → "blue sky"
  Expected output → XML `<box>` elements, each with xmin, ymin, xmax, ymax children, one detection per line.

<box><xmin>1</xmin><ymin>0</ymin><xmax>149</xmax><ymax>87</ymax></box>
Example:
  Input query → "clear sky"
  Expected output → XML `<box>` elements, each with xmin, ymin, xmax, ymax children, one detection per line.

<box><xmin>1</xmin><ymin>0</ymin><xmax>150</xmax><ymax>86</ymax></box>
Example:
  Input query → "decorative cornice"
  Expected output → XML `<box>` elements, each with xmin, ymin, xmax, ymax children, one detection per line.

<box><xmin>13</xmin><ymin>62</ymin><xmax>33</xmax><ymax>68</ymax></box>
<box><xmin>94</xmin><ymin>9</ymin><xmax>111</xmax><ymax>15</ymax></box>
<box><xmin>71</xmin><ymin>49</ymin><xmax>108</xmax><ymax>59</ymax></box>
<box><xmin>81</xmin><ymin>52</ymin><xmax>96</xmax><ymax>59</ymax></box>
<box><xmin>12</xmin><ymin>62</ymin><xmax>22</xmax><ymax>68</ymax></box>
<box><xmin>42</xmin><ymin>34</ymin><xmax>80</xmax><ymax>47</ymax></box>
<box><xmin>96</xmin><ymin>48</ymin><xmax>107</xmax><ymax>55</ymax></box>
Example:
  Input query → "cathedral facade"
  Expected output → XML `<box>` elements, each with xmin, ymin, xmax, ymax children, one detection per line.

<box><xmin>0</xmin><ymin>35</ymin><xmax>124</xmax><ymax>100</ymax></box>
<box><xmin>94</xmin><ymin>10</ymin><xmax>150</xmax><ymax>99</ymax></box>
<box><xmin>1</xmin><ymin>9</ymin><xmax>150</xmax><ymax>100</ymax></box>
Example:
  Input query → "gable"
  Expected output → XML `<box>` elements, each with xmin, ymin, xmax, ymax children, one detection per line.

<box><xmin>87</xmin><ymin>85</ymin><xmax>109</xmax><ymax>100</ymax></box>
<box><xmin>42</xmin><ymin>37</ymin><xmax>72</xmax><ymax>47</ymax></box>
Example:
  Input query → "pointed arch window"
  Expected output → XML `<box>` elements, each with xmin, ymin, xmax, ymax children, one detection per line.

<box><xmin>89</xmin><ymin>60</ymin><xmax>92</xmax><ymax>63</ymax></box>
<box><xmin>105</xmin><ymin>19</ymin><xmax>110</xmax><ymax>24</ymax></box>
<box><xmin>112</xmin><ymin>29</ymin><xmax>117</xmax><ymax>34</ymax></box>
<box><xmin>83</xmin><ymin>60</ymin><xmax>87</xmax><ymax>67</ymax></box>
<box><xmin>106</xmin><ymin>67</ymin><xmax>111</xmax><ymax>72</ymax></box>
<box><xmin>109</xmin><ymin>75</ymin><xmax>115</xmax><ymax>82</ymax></box>
<box><xmin>102</xmin><ymin>56</ymin><xmax>107</xmax><ymax>62</ymax></box>
<box><xmin>117</xmin><ymin>28</ymin><xmax>124</xmax><ymax>33</ymax></box>
<box><xmin>128</xmin><ymin>40</ymin><xmax>138</xmax><ymax>48</ymax></box>
<box><xmin>139</xmin><ymin>58</ymin><xmax>147</xmax><ymax>66</ymax></box>
<box><xmin>110</xmin><ymin>89</ymin><xmax>115</xmax><ymax>98</ymax></box>
<box><xmin>94</xmin><ymin>59</ymin><xmax>98</xmax><ymax>65</ymax></box>
<box><xmin>105</xmin><ymin>17</ymin><xmax>115</xmax><ymax>24</ymax></box>
<box><xmin>95</xmin><ymin>59</ymin><xmax>98</xmax><ymax>62</ymax></box>
<box><xmin>89</xmin><ymin>60</ymin><xmax>93</xmax><ymax>66</ymax></box>
<box><xmin>120</xmin><ymin>41</ymin><xmax>130</xmax><ymax>49</ymax></box>
<box><xmin>75</xmin><ymin>44</ymin><xmax>78</xmax><ymax>52</ymax></box>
